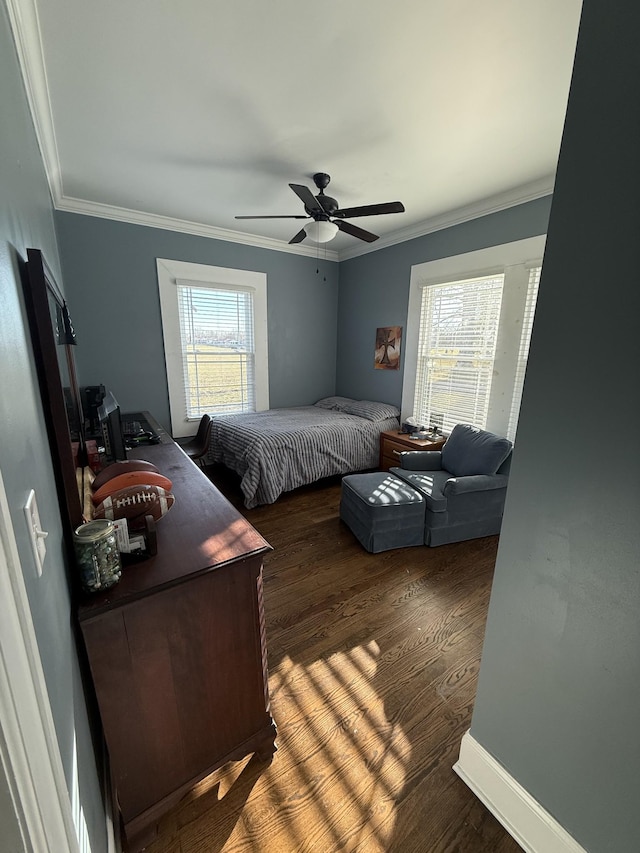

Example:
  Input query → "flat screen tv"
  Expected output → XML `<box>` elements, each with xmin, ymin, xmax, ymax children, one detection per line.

<box><xmin>98</xmin><ymin>391</ymin><xmax>127</xmax><ymax>462</ymax></box>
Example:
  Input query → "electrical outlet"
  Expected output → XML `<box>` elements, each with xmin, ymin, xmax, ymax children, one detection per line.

<box><xmin>24</xmin><ymin>490</ymin><xmax>48</xmax><ymax>576</ymax></box>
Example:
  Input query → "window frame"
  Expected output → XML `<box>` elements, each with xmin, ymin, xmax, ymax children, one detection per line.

<box><xmin>402</xmin><ymin>236</ymin><xmax>546</xmax><ymax>440</ymax></box>
<box><xmin>506</xmin><ymin>265</ymin><xmax>542</xmax><ymax>440</ymax></box>
<box><xmin>157</xmin><ymin>258</ymin><xmax>269</xmax><ymax>438</ymax></box>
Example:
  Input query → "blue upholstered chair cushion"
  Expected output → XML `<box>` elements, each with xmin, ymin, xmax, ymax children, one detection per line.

<box><xmin>342</xmin><ymin>471</ymin><xmax>424</xmax><ymax>506</ymax></box>
<box><xmin>441</xmin><ymin>424</ymin><xmax>512</xmax><ymax>477</ymax></box>
<box><xmin>388</xmin><ymin>468</ymin><xmax>451</xmax><ymax>512</ymax></box>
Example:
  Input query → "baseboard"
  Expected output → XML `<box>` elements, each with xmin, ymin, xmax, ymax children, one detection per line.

<box><xmin>453</xmin><ymin>731</ymin><xmax>587</xmax><ymax>853</ymax></box>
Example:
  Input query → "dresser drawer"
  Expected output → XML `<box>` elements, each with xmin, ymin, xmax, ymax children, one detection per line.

<box><xmin>385</xmin><ymin>436</ymin><xmax>417</xmax><ymax>458</ymax></box>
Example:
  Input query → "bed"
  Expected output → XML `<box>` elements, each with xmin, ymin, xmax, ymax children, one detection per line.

<box><xmin>207</xmin><ymin>396</ymin><xmax>400</xmax><ymax>508</ymax></box>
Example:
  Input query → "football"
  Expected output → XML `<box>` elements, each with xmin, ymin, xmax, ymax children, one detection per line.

<box><xmin>93</xmin><ymin>485</ymin><xmax>175</xmax><ymax>529</ymax></box>
<box><xmin>92</xmin><ymin>471</ymin><xmax>173</xmax><ymax>505</ymax></box>
<box><xmin>91</xmin><ymin>460</ymin><xmax>160</xmax><ymax>492</ymax></box>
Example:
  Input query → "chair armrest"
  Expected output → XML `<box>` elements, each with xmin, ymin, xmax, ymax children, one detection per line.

<box><xmin>397</xmin><ymin>450</ymin><xmax>443</xmax><ymax>471</ymax></box>
<box><xmin>443</xmin><ymin>474</ymin><xmax>509</xmax><ymax>496</ymax></box>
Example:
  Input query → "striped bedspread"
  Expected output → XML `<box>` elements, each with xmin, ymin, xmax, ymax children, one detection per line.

<box><xmin>208</xmin><ymin>406</ymin><xmax>399</xmax><ymax>508</ymax></box>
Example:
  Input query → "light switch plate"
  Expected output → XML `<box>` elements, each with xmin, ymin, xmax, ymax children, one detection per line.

<box><xmin>24</xmin><ymin>489</ymin><xmax>48</xmax><ymax>576</ymax></box>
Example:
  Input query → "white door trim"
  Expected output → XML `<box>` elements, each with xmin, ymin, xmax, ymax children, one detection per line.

<box><xmin>0</xmin><ymin>467</ymin><xmax>80</xmax><ymax>852</ymax></box>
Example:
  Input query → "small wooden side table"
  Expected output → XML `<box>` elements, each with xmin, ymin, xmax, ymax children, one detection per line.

<box><xmin>379</xmin><ymin>429</ymin><xmax>447</xmax><ymax>471</ymax></box>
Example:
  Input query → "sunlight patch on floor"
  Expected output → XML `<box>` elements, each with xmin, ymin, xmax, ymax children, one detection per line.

<box><xmin>232</xmin><ymin>644</ymin><xmax>411</xmax><ymax>852</ymax></box>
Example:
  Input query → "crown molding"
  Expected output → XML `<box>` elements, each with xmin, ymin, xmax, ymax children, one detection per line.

<box><xmin>55</xmin><ymin>196</ymin><xmax>340</xmax><ymax>260</ymax></box>
<box><xmin>8</xmin><ymin>0</ymin><xmax>554</xmax><ymax>264</ymax></box>
<box><xmin>6</xmin><ymin>0</ymin><xmax>64</xmax><ymax>202</ymax></box>
<box><xmin>55</xmin><ymin>177</ymin><xmax>553</xmax><ymax>264</ymax></box>
<box><xmin>338</xmin><ymin>176</ymin><xmax>555</xmax><ymax>261</ymax></box>
<box><xmin>6</xmin><ymin>0</ymin><xmax>337</xmax><ymax>261</ymax></box>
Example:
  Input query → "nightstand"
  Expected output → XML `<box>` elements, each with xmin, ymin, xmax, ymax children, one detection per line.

<box><xmin>379</xmin><ymin>429</ymin><xmax>447</xmax><ymax>471</ymax></box>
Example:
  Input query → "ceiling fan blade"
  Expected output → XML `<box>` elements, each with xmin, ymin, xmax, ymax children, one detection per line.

<box><xmin>289</xmin><ymin>228</ymin><xmax>307</xmax><ymax>244</ymax></box>
<box><xmin>336</xmin><ymin>220</ymin><xmax>379</xmax><ymax>243</ymax></box>
<box><xmin>289</xmin><ymin>183</ymin><xmax>325</xmax><ymax>215</ymax></box>
<box><xmin>235</xmin><ymin>215</ymin><xmax>309</xmax><ymax>219</ymax></box>
<box><xmin>336</xmin><ymin>201</ymin><xmax>405</xmax><ymax>218</ymax></box>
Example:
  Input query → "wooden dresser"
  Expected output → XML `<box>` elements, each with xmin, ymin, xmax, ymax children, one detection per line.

<box><xmin>77</xmin><ymin>417</ymin><xmax>275</xmax><ymax>852</ymax></box>
<box><xmin>379</xmin><ymin>429</ymin><xmax>447</xmax><ymax>471</ymax></box>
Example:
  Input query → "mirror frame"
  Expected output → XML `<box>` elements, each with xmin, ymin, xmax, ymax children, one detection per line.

<box><xmin>23</xmin><ymin>247</ymin><xmax>84</xmax><ymax>539</ymax></box>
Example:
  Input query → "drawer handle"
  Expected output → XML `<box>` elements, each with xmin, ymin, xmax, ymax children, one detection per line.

<box><xmin>392</xmin><ymin>449</ymin><xmax>403</xmax><ymax>457</ymax></box>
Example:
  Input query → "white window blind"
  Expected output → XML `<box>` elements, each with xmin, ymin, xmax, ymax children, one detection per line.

<box><xmin>506</xmin><ymin>265</ymin><xmax>541</xmax><ymax>440</ymax></box>
<box><xmin>176</xmin><ymin>283</ymin><xmax>256</xmax><ymax>418</ymax></box>
<box><xmin>413</xmin><ymin>274</ymin><xmax>504</xmax><ymax>434</ymax></box>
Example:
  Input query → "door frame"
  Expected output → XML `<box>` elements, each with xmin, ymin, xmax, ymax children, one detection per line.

<box><xmin>0</xmin><ymin>466</ymin><xmax>81</xmax><ymax>852</ymax></box>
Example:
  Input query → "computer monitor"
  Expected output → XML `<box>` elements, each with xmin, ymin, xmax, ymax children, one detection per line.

<box><xmin>81</xmin><ymin>384</ymin><xmax>106</xmax><ymax>435</ymax></box>
<box><xmin>97</xmin><ymin>390</ymin><xmax>126</xmax><ymax>462</ymax></box>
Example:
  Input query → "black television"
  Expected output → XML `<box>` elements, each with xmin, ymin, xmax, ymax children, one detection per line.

<box><xmin>97</xmin><ymin>391</ymin><xmax>127</xmax><ymax>462</ymax></box>
<box><xmin>81</xmin><ymin>384</ymin><xmax>106</xmax><ymax>435</ymax></box>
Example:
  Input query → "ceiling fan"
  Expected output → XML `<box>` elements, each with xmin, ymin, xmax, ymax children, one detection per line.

<box><xmin>235</xmin><ymin>172</ymin><xmax>405</xmax><ymax>244</ymax></box>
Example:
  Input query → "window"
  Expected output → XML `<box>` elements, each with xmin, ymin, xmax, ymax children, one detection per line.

<box><xmin>157</xmin><ymin>259</ymin><xmax>268</xmax><ymax>438</ymax></box>
<box><xmin>402</xmin><ymin>236</ymin><xmax>545</xmax><ymax>442</ymax></box>
<box><xmin>413</xmin><ymin>273</ymin><xmax>505</xmax><ymax>435</ymax></box>
<box><xmin>176</xmin><ymin>282</ymin><xmax>255</xmax><ymax>418</ymax></box>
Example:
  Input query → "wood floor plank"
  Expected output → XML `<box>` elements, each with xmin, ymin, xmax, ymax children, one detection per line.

<box><xmin>144</xmin><ymin>472</ymin><xmax>521</xmax><ymax>853</ymax></box>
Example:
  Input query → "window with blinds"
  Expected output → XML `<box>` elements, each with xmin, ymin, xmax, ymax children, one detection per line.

<box><xmin>176</xmin><ymin>283</ymin><xmax>256</xmax><ymax>418</ymax></box>
<box><xmin>506</xmin><ymin>265</ymin><xmax>541</xmax><ymax>440</ymax></box>
<box><xmin>413</xmin><ymin>274</ymin><xmax>505</xmax><ymax>433</ymax></box>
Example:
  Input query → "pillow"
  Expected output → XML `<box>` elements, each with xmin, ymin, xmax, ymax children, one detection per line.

<box><xmin>341</xmin><ymin>399</ymin><xmax>401</xmax><ymax>422</ymax></box>
<box><xmin>441</xmin><ymin>424</ymin><xmax>512</xmax><ymax>477</ymax></box>
<box><xmin>314</xmin><ymin>396</ymin><xmax>356</xmax><ymax>411</ymax></box>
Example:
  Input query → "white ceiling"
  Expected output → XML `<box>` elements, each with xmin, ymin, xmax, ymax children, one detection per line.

<box><xmin>12</xmin><ymin>0</ymin><xmax>583</xmax><ymax>259</ymax></box>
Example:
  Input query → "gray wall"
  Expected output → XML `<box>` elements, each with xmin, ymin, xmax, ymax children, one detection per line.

<box><xmin>0</xmin><ymin>3</ymin><xmax>106</xmax><ymax>850</ymax></box>
<box><xmin>7</xmin><ymin>1</ymin><xmax>634</xmax><ymax>851</ymax></box>
<box><xmin>471</xmin><ymin>2</ymin><xmax>640</xmax><ymax>851</ymax></box>
<box><xmin>54</xmin><ymin>192</ymin><xmax>551</xmax><ymax>433</ymax></box>
<box><xmin>336</xmin><ymin>197</ymin><xmax>551</xmax><ymax>408</ymax></box>
<box><xmin>55</xmin><ymin>213</ymin><xmax>339</xmax><ymax>433</ymax></box>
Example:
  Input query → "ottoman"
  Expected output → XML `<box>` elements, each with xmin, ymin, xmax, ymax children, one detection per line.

<box><xmin>340</xmin><ymin>472</ymin><xmax>425</xmax><ymax>553</ymax></box>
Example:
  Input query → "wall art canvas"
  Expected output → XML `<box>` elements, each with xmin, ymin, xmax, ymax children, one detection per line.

<box><xmin>374</xmin><ymin>326</ymin><xmax>402</xmax><ymax>370</ymax></box>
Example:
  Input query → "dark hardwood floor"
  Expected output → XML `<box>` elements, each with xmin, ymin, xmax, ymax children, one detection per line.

<box><xmin>145</xmin><ymin>468</ymin><xmax>521</xmax><ymax>853</ymax></box>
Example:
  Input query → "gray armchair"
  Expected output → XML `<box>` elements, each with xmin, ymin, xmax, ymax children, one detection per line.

<box><xmin>389</xmin><ymin>423</ymin><xmax>513</xmax><ymax>546</ymax></box>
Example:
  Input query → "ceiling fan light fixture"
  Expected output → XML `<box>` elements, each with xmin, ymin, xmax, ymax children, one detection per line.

<box><xmin>304</xmin><ymin>220</ymin><xmax>338</xmax><ymax>243</ymax></box>
<box><xmin>237</xmin><ymin>174</ymin><xmax>403</xmax><ymax>244</ymax></box>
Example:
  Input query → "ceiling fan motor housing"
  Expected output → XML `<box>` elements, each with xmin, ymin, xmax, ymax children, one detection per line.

<box><xmin>307</xmin><ymin>195</ymin><xmax>338</xmax><ymax>218</ymax></box>
<box><xmin>308</xmin><ymin>173</ymin><xmax>337</xmax><ymax>217</ymax></box>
